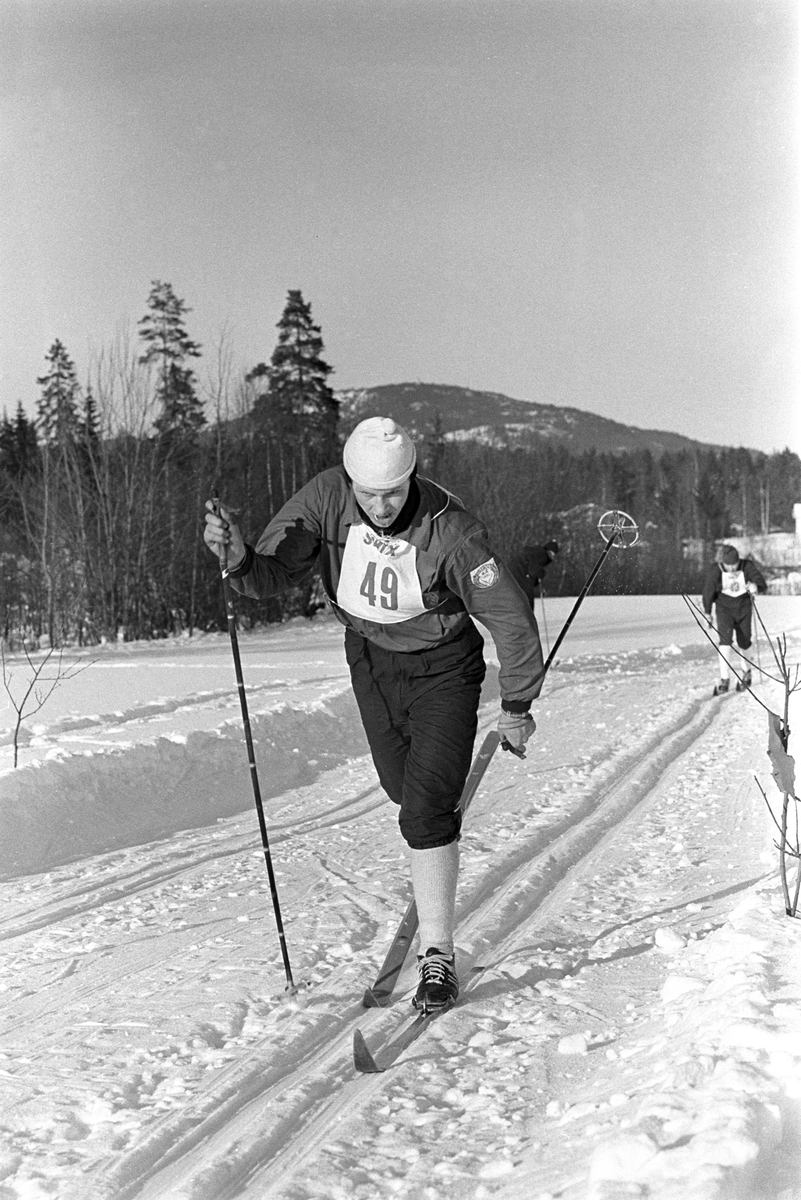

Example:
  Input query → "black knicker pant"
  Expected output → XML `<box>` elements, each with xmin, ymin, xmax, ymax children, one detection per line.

<box><xmin>345</xmin><ymin>623</ymin><xmax>486</xmax><ymax>850</ymax></box>
<box><xmin>716</xmin><ymin>601</ymin><xmax>753</xmax><ymax>649</ymax></box>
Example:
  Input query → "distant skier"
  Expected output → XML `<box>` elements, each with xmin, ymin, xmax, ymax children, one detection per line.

<box><xmin>702</xmin><ymin>544</ymin><xmax>767</xmax><ymax>695</ymax></box>
<box><xmin>506</xmin><ymin>540</ymin><xmax>560</xmax><ymax>608</ymax></box>
<box><xmin>204</xmin><ymin>417</ymin><xmax>544</xmax><ymax>1013</ymax></box>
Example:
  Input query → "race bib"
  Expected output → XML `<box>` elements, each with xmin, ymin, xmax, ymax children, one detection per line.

<box><xmin>721</xmin><ymin>569</ymin><xmax>746</xmax><ymax>598</ymax></box>
<box><xmin>336</xmin><ymin>524</ymin><xmax>427</xmax><ymax>624</ymax></box>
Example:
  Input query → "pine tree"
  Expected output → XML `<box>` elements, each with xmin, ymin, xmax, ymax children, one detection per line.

<box><xmin>249</xmin><ymin>290</ymin><xmax>337</xmax><ymax>475</ymax></box>
<box><xmin>694</xmin><ymin>454</ymin><xmax>729</xmax><ymax>541</ymax></box>
<box><xmin>36</xmin><ymin>340</ymin><xmax>80</xmax><ymax>446</ymax></box>
<box><xmin>423</xmin><ymin>413</ymin><xmax>447</xmax><ymax>479</ymax></box>
<box><xmin>138</xmin><ymin>281</ymin><xmax>205</xmax><ymax>439</ymax></box>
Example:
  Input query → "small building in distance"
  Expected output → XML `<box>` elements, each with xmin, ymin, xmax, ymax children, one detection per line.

<box><xmin>717</xmin><ymin>503</ymin><xmax>801</xmax><ymax>594</ymax></box>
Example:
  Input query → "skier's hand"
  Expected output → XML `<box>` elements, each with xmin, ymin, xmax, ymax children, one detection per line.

<box><xmin>204</xmin><ymin>499</ymin><xmax>246</xmax><ymax>569</ymax></box>
<box><xmin>498</xmin><ymin>710</ymin><xmax>536</xmax><ymax>758</ymax></box>
<box><xmin>747</xmin><ymin>582</ymin><xmax>758</xmax><ymax>595</ymax></box>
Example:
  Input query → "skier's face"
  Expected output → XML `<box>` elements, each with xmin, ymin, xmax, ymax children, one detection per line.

<box><xmin>723</xmin><ymin>562</ymin><xmax>740</xmax><ymax>574</ymax></box>
<box><xmin>352</xmin><ymin>481</ymin><xmax>411</xmax><ymax>528</ymax></box>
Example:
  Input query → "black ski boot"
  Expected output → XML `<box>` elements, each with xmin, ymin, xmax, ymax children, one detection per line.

<box><xmin>713</xmin><ymin>678</ymin><xmax>730</xmax><ymax>696</ymax></box>
<box><xmin>412</xmin><ymin>948</ymin><xmax>458</xmax><ymax>1014</ymax></box>
<box><xmin>736</xmin><ymin>669</ymin><xmax>752</xmax><ymax>693</ymax></box>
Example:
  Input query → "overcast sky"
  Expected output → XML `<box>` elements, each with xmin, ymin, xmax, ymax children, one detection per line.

<box><xmin>1</xmin><ymin>0</ymin><xmax>797</xmax><ymax>454</ymax></box>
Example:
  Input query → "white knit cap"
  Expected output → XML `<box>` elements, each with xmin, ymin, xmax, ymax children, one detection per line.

<box><xmin>343</xmin><ymin>417</ymin><xmax>416</xmax><ymax>489</ymax></box>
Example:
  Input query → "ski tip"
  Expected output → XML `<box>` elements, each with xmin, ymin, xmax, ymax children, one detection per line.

<box><xmin>353</xmin><ymin>1028</ymin><xmax>384</xmax><ymax>1074</ymax></box>
<box><xmin>362</xmin><ymin>988</ymin><xmax>384</xmax><ymax>1008</ymax></box>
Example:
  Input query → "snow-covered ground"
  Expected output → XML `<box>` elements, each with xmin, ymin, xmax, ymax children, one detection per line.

<box><xmin>1</xmin><ymin>595</ymin><xmax>800</xmax><ymax>1200</ymax></box>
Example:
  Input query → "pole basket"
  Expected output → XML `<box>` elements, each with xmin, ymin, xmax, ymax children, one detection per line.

<box><xmin>597</xmin><ymin>509</ymin><xmax>639</xmax><ymax>549</ymax></box>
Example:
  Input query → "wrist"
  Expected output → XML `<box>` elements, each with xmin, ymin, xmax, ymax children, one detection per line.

<box><xmin>226</xmin><ymin>544</ymin><xmax>253</xmax><ymax>577</ymax></box>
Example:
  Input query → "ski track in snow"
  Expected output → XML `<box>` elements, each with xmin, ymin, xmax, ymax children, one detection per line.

<box><xmin>1</xmin><ymin>602</ymin><xmax>800</xmax><ymax>1200</ymax></box>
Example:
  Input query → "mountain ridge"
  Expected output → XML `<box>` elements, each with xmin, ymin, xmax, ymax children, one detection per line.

<box><xmin>335</xmin><ymin>382</ymin><xmax>726</xmax><ymax>457</ymax></box>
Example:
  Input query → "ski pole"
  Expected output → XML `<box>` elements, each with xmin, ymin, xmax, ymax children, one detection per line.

<box><xmin>752</xmin><ymin>593</ymin><xmax>763</xmax><ymax>679</ymax></box>
<box><xmin>538</xmin><ymin>589</ymin><xmax>551</xmax><ymax>658</ymax></box>
<box><xmin>212</xmin><ymin>493</ymin><xmax>296</xmax><ymax>994</ymax></box>
<box><xmin>501</xmin><ymin>510</ymin><xmax>639</xmax><ymax>757</ymax></box>
<box><xmin>540</xmin><ymin>509</ymin><xmax>639</xmax><ymax>676</ymax></box>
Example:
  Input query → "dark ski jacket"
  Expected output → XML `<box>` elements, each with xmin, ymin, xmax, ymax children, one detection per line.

<box><xmin>228</xmin><ymin>467</ymin><xmax>544</xmax><ymax>709</ymax></box>
<box><xmin>702</xmin><ymin>556</ymin><xmax>767</xmax><ymax>617</ymax></box>
<box><xmin>506</xmin><ymin>545</ymin><xmax>554</xmax><ymax>603</ymax></box>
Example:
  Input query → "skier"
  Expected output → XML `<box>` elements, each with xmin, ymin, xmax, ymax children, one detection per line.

<box><xmin>702</xmin><ymin>543</ymin><xmax>767</xmax><ymax>695</ymax></box>
<box><xmin>204</xmin><ymin>417</ymin><xmax>544</xmax><ymax>1013</ymax></box>
<box><xmin>506</xmin><ymin>540</ymin><xmax>560</xmax><ymax>608</ymax></box>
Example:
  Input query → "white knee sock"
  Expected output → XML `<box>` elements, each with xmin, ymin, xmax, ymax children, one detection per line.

<box><xmin>409</xmin><ymin>841</ymin><xmax>459</xmax><ymax>957</ymax></box>
<box><xmin>719</xmin><ymin>644</ymin><xmax>734</xmax><ymax>679</ymax></box>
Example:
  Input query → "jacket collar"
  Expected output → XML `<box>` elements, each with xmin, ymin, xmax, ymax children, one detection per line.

<box><xmin>340</xmin><ymin>471</ymin><xmax>456</xmax><ymax>544</ymax></box>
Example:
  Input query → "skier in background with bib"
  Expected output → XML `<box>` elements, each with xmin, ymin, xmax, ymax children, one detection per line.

<box><xmin>204</xmin><ymin>417</ymin><xmax>544</xmax><ymax>1013</ymax></box>
<box><xmin>702</xmin><ymin>543</ymin><xmax>767</xmax><ymax>695</ymax></box>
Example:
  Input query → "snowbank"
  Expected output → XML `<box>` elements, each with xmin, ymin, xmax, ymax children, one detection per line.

<box><xmin>0</xmin><ymin>691</ymin><xmax>367</xmax><ymax>878</ymax></box>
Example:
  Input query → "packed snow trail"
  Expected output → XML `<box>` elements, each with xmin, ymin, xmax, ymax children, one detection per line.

<box><xmin>170</xmin><ymin>675</ymin><xmax>770</xmax><ymax>1200</ymax></box>
<box><xmin>1</xmin><ymin>601</ymin><xmax>800</xmax><ymax>1200</ymax></box>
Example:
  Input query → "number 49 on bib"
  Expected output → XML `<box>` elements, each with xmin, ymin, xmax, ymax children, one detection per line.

<box><xmin>360</xmin><ymin>561</ymin><xmax>399</xmax><ymax>610</ymax></box>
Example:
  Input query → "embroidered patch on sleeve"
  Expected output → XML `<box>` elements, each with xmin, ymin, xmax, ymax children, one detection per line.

<box><xmin>470</xmin><ymin>558</ymin><xmax>500</xmax><ymax>588</ymax></box>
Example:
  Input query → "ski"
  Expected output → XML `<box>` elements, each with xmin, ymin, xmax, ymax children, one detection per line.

<box><xmin>361</xmin><ymin>730</ymin><xmax>501</xmax><ymax>1009</ymax></box>
<box><xmin>362</xmin><ymin>898</ymin><xmax>418</xmax><ymax>1008</ymax></box>
<box><xmin>353</xmin><ymin>1002</ymin><xmax>454</xmax><ymax>1073</ymax></box>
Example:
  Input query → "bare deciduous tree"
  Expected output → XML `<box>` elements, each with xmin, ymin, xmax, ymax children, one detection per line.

<box><xmin>684</xmin><ymin>594</ymin><xmax>801</xmax><ymax>917</ymax></box>
<box><xmin>1</xmin><ymin>643</ymin><xmax>91</xmax><ymax>768</ymax></box>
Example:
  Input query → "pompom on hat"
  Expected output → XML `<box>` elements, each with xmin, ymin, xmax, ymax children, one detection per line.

<box><xmin>343</xmin><ymin>417</ymin><xmax>417</xmax><ymax>490</ymax></box>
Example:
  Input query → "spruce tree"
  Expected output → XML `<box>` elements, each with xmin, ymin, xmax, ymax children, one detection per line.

<box><xmin>16</xmin><ymin>402</ymin><xmax>39</xmax><ymax>470</ymax></box>
<box><xmin>0</xmin><ymin>410</ymin><xmax>15</xmax><ymax>474</ymax></box>
<box><xmin>138</xmin><ymin>281</ymin><xmax>205</xmax><ymax>439</ymax></box>
<box><xmin>5</xmin><ymin>403</ymin><xmax>39</xmax><ymax>475</ymax></box>
<box><xmin>81</xmin><ymin>388</ymin><xmax>100</xmax><ymax>446</ymax></box>
<box><xmin>248</xmin><ymin>290</ymin><xmax>337</xmax><ymax>475</ymax></box>
<box><xmin>36</xmin><ymin>341</ymin><xmax>80</xmax><ymax>446</ymax></box>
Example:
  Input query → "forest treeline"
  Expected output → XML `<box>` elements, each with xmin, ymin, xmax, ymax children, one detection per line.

<box><xmin>1</xmin><ymin>285</ymin><xmax>799</xmax><ymax>648</ymax></box>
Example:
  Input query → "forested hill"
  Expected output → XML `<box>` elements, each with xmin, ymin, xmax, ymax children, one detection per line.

<box><xmin>6</xmin><ymin>288</ymin><xmax>796</xmax><ymax>651</ymax></box>
<box><xmin>336</xmin><ymin>382</ymin><xmax>724</xmax><ymax>457</ymax></box>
